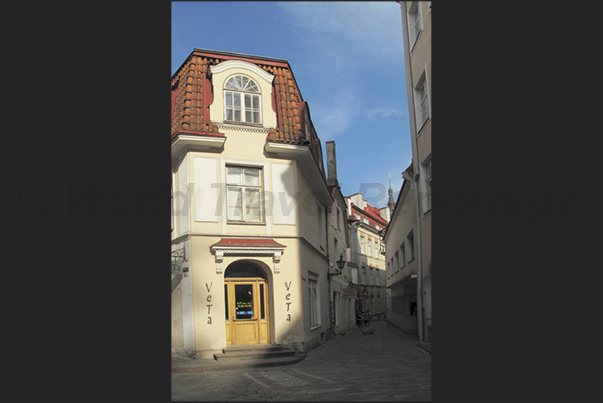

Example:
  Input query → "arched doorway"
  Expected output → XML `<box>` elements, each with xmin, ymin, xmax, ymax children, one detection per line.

<box><xmin>224</xmin><ymin>261</ymin><xmax>270</xmax><ymax>346</ymax></box>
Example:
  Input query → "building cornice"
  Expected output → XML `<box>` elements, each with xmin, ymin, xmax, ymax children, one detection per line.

<box><xmin>171</xmin><ymin>132</ymin><xmax>226</xmax><ymax>158</ymax></box>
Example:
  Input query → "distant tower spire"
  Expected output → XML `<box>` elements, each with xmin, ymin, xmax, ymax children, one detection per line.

<box><xmin>387</xmin><ymin>172</ymin><xmax>395</xmax><ymax>214</ymax></box>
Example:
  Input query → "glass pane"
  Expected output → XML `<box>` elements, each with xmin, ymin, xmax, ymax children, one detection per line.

<box><xmin>245</xmin><ymin>189</ymin><xmax>261</xmax><ymax>221</ymax></box>
<box><xmin>252</xmin><ymin>96</ymin><xmax>259</xmax><ymax>109</ymax></box>
<box><xmin>253</xmin><ymin>112</ymin><xmax>260</xmax><ymax>123</ymax></box>
<box><xmin>235</xmin><ymin>76</ymin><xmax>243</xmax><ymax>89</ymax></box>
<box><xmin>225</xmin><ymin>92</ymin><xmax>232</xmax><ymax>106</ymax></box>
<box><xmin>226</xmin><ymin>167</ymin><xmax>242</xmax><ymax>184</ymax></box>
<box><xmin>244</xmin><ymin>169</ymin><xmax>260</xmax><ymax>186</ymax></box>
<box><xmin>227</xmin><ymin>187</ymin><xmax>242</xmax><ymax>220</ymax></box>
<box><xmin>225</xmin><ymin>77</ymin><xmax>237</xmax><ymax>89</ymax></box>
<box><xmin>225</xmin><ymin>284</ymin><xmax>229</xmax><ymax>320</ymax></box>
<box><xmin>241</xmin><ymin>76</ymin><xmax>249</xmax><ymax>89</ymax></box>
<box><xmin>245</xmin><ymin>94</ymin><xmax>251</xmax><ymax>108</ymax></box>
<box><xmin>225</xmin><ymin>108</ymin><xmax>233</xmax><ymax>121</ymax></box>
<box><xmin>260</xmin><ymin>284</ymin><xmax>265</xmax><ymax>319</ymax></box>
<box><xmin>245</xmin><ymin>110</ymin><xmax>252</xmax><ymax>122</ymax></box>
<box><xmin>234</xmin><ymin>109</ymin><xmax>241</xmax><ymax>121</ymax></box>
<box><xmin>247</xmin><ymin>82</ymin><xmax>259</xmax><ymax>93</ymax></box>
<box><xmin>233</xmin><ymin>93</ymin><xmax>241</xmax><ymax>107</ymax></box>
<box><xmin>235</xmin><ymin>284</ymin><xmax>254</xmax><ymax>320</ymax></box>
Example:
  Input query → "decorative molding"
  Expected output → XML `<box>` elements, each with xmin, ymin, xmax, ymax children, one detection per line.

<box><xmin>210</xmin><ymin>245</ymin><xmax>286</xmax><ymax>274</ymax></box>
<box><xmin>209</xmin><ymin>60</ymin><xmax>275</xmax><ymax>84</ymax></box>
<box><xmin>214</xmin><ymin>250</ymin><xmax>224</xmax><ymax>274</ymax></box>
<box><xmin>216</xmin><ymin>123</ymin><xmax>270</xmax><ymax>134</ymax></box>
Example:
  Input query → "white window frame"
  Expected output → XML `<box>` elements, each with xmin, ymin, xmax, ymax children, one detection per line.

<box><xmin>407</xmin><ymin>2</ymin><xmax>422</xmax><ymax>52</ymax></box>
<box><xmin>360</xmin><ymin>236</ymin><xmax>365</xmax><ymax>255</ymax></box>
<box><xmin>374</xmin><ymin>240</ymin><xmax>379</xmax><ymax>258</ymax></box>
<box><xmin>414</xmin><ymin>69</ymin><xmax>430</xmax><ymax>132</ymax></box>
<box><xmin>224</xmin><ymin>75</ymin><xmax>262</xmax><ymax>125</ymax></box>
<box><xmin>421</xmin><ymin>155</ymin><xmax>432</xmax><ymax>213</ymax></box>
<box><xmin>225</xmin><ymin>165</ymin><xmax>264</xmax><ymax>223</ymax></box>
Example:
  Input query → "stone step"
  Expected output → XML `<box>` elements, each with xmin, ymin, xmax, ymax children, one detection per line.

<box><xmin>215</xmin><ymin>345</ymin><xmax>296</xmax><ymax>361</ymax></box>
<box><xmin>223</xmin><ymin>343</ymin><xmax>285</xmax><ymax>353</ymax></box>
<box><xmin>215</xmin><ymin>350</ymin><xmax>296</xmax><ymax>361</ymax></box>
<box><xmin>174</xmin><ymin>352</ymin><xmax>307</xmax><ymax>373</ymax></box>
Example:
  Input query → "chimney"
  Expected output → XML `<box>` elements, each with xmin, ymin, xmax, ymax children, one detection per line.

<box><xmin>326</xmin><ymin>141</ymin><xmax>338</xmax><ymax>187</ymax></box>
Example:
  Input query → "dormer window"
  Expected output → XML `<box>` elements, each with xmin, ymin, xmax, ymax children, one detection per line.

<box><xmin>224</xmin><ymin>75</ymin><xmax>261</xmax><ymax>124</ymax></box>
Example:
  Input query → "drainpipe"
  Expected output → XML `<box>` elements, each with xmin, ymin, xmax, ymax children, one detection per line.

<box><xmin>400</xmin><ymin>0</ymin><xmax>425</xmax><ymax>342</ymax></box>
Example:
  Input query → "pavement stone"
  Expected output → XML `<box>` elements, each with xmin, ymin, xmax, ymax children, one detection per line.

<box><xmin>172</xmin><ymin>320</ymin><xmax>431</xmax><ymax>401</ymax></box>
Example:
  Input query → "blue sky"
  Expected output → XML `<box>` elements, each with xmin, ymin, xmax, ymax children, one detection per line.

<box><xmin>172</xmin><ymin>1</ymin><xmax>412</xmax><ymax>208</ymax></box>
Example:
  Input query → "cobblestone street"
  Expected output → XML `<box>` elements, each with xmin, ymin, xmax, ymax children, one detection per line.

<box><xmin>171</xmin><ymin>320</ymin><xmax>431</xmax><ymax>401</ymax></box>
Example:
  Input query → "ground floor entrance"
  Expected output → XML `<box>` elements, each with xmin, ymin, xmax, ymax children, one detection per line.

<box><xmin>224</xmin><ymin>262</ymin><xmax>270</xmax><ymax>346</ymax></box>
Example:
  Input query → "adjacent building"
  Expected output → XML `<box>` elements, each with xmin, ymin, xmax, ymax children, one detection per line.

<box><xmin>171</xmin><ymin>49</ymin><xmax>337</xmax><ymax>357</ymax></box>
<box><xmin>390</xmin><ymin>1</ymin><xmax>431</xmax><ymax>342</ymax></box>
<box><xmin>345</xmin><ymin>193</ymin><xmax>389</xmax><ymax>320</ymax></box>
<box><xmin>324</xmin><ymin>141</ymin><xmax>355</xmax><ymax>335</ymax></box>
<box><xmin>384</xmin><ymin>163</ymin><xmax>419</xmax><ymax>334</ymax></box>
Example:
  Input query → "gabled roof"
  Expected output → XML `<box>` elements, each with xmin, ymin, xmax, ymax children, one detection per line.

<box><xmin>172</xmin><ymin>48</ymin><xmax>325</xmax><ymax>175</ymax></box>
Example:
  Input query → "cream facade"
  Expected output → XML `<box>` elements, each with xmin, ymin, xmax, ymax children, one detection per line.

<box><xmin>171</xmin><ymin>49</ymin><xmax>334</xmax><ymax>357</ymax></box>
<box><xmin>396</xmin><ymin>1</ymin><xmax>432</xmax><ymax>342</ymax></box>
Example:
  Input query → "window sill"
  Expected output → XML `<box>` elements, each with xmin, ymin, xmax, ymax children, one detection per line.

<box><xmin>310</xmin><ymin>324</ymin><xmax>321</xmax><ymax>331</ymax></box>
<box><xmin>227</xmin><ymin>221</ymin><xmax>266</xmax><ymax>225</ymax></box>
<box><xmin>224</xmin><ymin>120</ymin><xmax>264</xmax><ymax>128</ymax></box>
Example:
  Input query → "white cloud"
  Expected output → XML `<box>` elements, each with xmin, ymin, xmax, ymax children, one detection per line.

<box><xmin>310</xmin><ymin>89</ymin><xmax>355</xmax><ymax>138</ymax></box>
<box><xmin>275</xmin><ymin>1</ymin><xmax>404</xmax><ymax>59</ymax></box>
<box><xmin>366</xmin><ymin>108</ymin><xmax>407</xmax><ymax>119</ymax></box>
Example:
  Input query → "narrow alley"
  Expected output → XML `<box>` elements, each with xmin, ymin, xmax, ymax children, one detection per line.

<box><xmin>171</xmin><ymin>320</ymin><xmax>431</xmax><ymax>401</ymax></box>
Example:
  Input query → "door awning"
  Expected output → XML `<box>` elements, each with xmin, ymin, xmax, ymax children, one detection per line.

<box><xmin>210</xmin><ymin>238</ymin><xmax>287</xmax><ymax>274</ymax></box>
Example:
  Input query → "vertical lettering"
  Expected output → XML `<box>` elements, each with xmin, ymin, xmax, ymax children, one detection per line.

<box><xmin>286</xmin><ymin>314</ymin><xmax>291</xmax><ymax>321</ymax></box>
<box><xmin>207</xmin><ymin>317</ymin><xmax>212</xmax><ymax>325</ymax></box>
<box><xmin>284</xmin><ymin>281</ymin><xmax>292</xmax><ymax>291</ymax></box>
<box><xmin>205</xmin><ymin>282</ymin><xmax>213</xmax><ymax>292</ymax></box>
<box><xmin>207</xmin><ymin>304</ymin><xmax>213</xmax><ymax>314</ymax></box>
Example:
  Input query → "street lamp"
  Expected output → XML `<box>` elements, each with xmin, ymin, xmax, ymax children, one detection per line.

<box><xmin>328</xmin><ymin>253</ymin><xmax>346</xmax><ymax>277</ymax></box>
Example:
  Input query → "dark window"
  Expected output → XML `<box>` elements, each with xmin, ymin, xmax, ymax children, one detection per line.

<box><xmin>225</xmin><ymin>284</ymin><xmax>229</xmax><ymax>320</ymax></box>
<box><xmin>235</xmin><ymin>284</ymin><xmax>254</xmax><ymax>320</ymax></box>
<box><xmin>260</xmin><ymin>284</ymin><xmax>265</xmax><ymax>320</ymax></box>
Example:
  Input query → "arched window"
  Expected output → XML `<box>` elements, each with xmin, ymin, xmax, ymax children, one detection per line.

<box><xmin>224</xmin><ymin>75</ymin><xmax>261</xmax><ymax>124</ymax></box>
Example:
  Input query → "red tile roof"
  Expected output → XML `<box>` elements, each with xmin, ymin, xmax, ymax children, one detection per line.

<box><xmin>350</xmin><ymin>204</ymin><xmax>388</xmax><ymax>229</ymax></box>
<box><xmin>171</xmin><ymin>48</ymin><xmax>325</xmax><ymax>176</ymax></box>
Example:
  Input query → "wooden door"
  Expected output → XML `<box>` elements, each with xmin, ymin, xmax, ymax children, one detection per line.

<box><xmin>225</xmin><ymin>278</ymin><xmax>269</xmax><ymax>345</ymax></box>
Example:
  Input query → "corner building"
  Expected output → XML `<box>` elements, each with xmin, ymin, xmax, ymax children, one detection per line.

<box><xmin>171</xmin><ymin>49</ymin><xmax>333</xmax><ymax>357</ymax></box>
